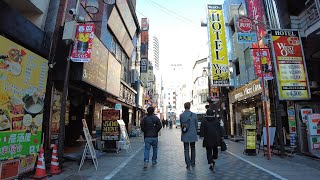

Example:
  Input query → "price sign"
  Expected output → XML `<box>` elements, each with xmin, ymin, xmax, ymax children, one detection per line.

<box><xmin>271</xmin><ymin>30</ymin><xmax>311</xmax><ymax>100</ymax></box>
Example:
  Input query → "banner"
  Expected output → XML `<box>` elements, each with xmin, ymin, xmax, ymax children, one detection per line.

<box><xmin>252</xmin><ymin>49</ymin><xmax>273</xmax><ymax>79</ymax></box>
<box><xmin>70</xmin><ymin>23</ymin><xmax>95</xmax><ymax>62</ymax></box>
<box><xmin>245</xmin><ymin>0</ymin><xmax>266</xmax><ymax>39</ymax></box>
<box><xmin>0</xmin><ymin>36</ymin><xmax>48</xmax><ymax>160</ymax></box>
<box><xmin>271</xmin><ymin>30</ymin><xmax>311</xmax><ymax>100</ymax></box>
<box><xmin>207</xmin><ymin>4</ymin><xmax>229</xmax><ymax>86</ymax></box>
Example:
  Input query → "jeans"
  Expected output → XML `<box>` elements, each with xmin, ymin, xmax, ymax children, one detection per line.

<box><xmin>206</xmin><ymin>146</ymin><xmax>218</xmax><ymax>164</ymax></box>
<box><xmin>183</xmin><ymin>142</ymin><xmax>195</xmax><ymax>165</ymax></box>
<box><xmin>144</xmin><ymin>137</ymin><xmax>158</xmax><ymax>163</ymax></box>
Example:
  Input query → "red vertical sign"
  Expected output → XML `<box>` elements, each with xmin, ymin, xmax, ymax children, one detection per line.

<box><xmin>70</xmin><ymin>23</ymin><xmax>95</xmax><ymax>62</ymax></box>
<box><xmin>252</xmin><ymin>49</ymin><xmax>273</xmax><ymax>79</ymax></box>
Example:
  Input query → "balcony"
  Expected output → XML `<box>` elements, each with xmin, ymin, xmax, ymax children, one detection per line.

<box><xmin>290</xmin><ymin>0</ymin><xmax>320</xmax><ymax>37</ymax></box>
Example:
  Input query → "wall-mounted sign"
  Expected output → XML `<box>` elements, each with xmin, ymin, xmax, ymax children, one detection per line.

<box><xmin>207</xmin><ymin>4</ymin><xmax>229</xmax><ymax>86</ymax></box>
<box><xmin>70</xmin><ymin>23</ymin><xmax>95</xmax><ymax>62</ymax></box>
<box><xmin>82</xmin><ymin>36</ymin><xmax>108</xmax><ymax>90</ymax></box>
<box><xmin>271</xmin><ymin>30</ymin><xmax>311</xmax><ymax>100</ymax></box>
<box><xmin>228</xmin><ymin>79</ymin><xmax>262</xmax><ymax>103</ymax></box>
<box><xmin>252</xmin><ymin>49</ymin><xmax>273</xmax><ymax>79</ymax></box>
<box><xmin>0</xmin><ymin>36</ymin><xmax>48</xmax><ymax>160</ymax></box>
<box><xmin>237</xmin><ymin>32</ymin><xmax>257</xmax><ymax>43</ymax></box>
<box><xmin>236</xmin><ymin>17</ymin><xmax>253</xmax><ymax>32</ymax></box>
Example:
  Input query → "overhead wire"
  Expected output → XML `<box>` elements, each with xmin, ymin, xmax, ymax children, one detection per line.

<box><xmin>141</xmin><ymin>0</ymin><xmax>201</xmax><ymax>28</ymax></box>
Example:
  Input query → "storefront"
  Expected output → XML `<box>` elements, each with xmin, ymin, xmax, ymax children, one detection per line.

<box><xmin>228</xmin><ymin>79</ymin><xmax>269</xmax><ymax>139</ymax></box>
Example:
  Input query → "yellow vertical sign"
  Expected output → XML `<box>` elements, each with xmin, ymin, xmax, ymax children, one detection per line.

<box><xmin>208</xmin><ymin>4</ymin><xmax>229</xmax><ymax>86</ymax></box>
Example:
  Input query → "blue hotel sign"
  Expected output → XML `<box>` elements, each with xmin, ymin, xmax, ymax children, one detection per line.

<box><xmin>237</xmin><ymin>32</ymin><xmax>257</xmax><ymax>43</ymax></box>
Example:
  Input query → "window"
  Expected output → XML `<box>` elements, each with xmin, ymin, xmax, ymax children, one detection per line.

<box><xmin>244</xmin><ymin>48</ymin><xmax>253</xmax><ymax>69</ymax></box>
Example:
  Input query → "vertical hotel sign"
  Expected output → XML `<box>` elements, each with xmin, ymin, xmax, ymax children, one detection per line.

<box><xmin>271</xmin><ymin>30</ymin><xmax>311</xmax><ymax>100</ymax></box>
<box><xmin>207</xmin><ymin>5</ymin><xmax>229</xmax><ymax>86</ymax></box>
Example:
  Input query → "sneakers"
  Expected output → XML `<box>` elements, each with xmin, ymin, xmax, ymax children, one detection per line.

<box><xmin>144</xmin><ymin>162</ymin><xmax>148</xmax><ymax>168</ymax></box>
<box><xmin>152</xmin><ymin>162</ymin><xmax>157</xmax><ymax>166</ymax></box>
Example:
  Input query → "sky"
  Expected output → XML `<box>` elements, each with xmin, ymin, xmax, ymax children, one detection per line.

<box><xmin>136</xmin><ymin>0</ymin><xmax>225</xmax><ymax>91</ymax></box>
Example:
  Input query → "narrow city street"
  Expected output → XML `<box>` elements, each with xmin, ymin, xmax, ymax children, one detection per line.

<box><xmin>48</xmin><ymin>127</ymin><xmax>320</xmax><ymax>180</ymax></box>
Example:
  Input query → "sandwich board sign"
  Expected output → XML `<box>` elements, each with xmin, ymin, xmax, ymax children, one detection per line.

<box><xmin>79</xmin><ymin>119</ymin><xmax>98</xmax><ymax>171</ymax></box>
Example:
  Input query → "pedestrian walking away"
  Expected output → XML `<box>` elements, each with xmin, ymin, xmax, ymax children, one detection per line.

<box><xmin>200</xmin><ymin>108</ymin><xmax>223</xmax><ymax>171</ymax></box>
<box><xmin>140</xmin><ymin>107</ymin><xmax>162</xmax><ymax>168</ymax></box>
<box><xmin>180</xmin><ymin>102</ymin><xmax>198</xmax><ymax>169</ymax></box>
<box><xmin>162</xmin><ymin>118</ymin><xmax>165</xmax><ymax>128</ymax></box>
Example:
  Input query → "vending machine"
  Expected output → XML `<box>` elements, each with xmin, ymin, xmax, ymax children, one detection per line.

<box><xmin>306</xmin><ymin>114</ymin><xmax>320</xmax><ymax>158</ymax></box>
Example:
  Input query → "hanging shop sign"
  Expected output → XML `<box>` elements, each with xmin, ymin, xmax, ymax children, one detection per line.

<box><xmin>245</xmin><ymin>0</ymin><xmax>266</xmax><ymax>39</ymax></box>
<box><xmin>271</xmin><ymin>30</ymin><xmax>311</xmax><ymax>100</ymax></box>
<box><xmin>252</xmin><ymin>49</ymin><xmax>273</xmax><ymax>79</ymax></box>
<box><xmin>0</xmin><ymin>36</ymin><xmax>48</xmax><ymax>160</ymax></box>
<box><xmin>307</xmin><ymin>114</ymin><xmax>320</xmax><ymax>158</ymax></box>
<box><xmin>140</xmin><ymin>59</ymin><xmax>148</xmax><ymax>73</ymax></box>
<box><xmin>237</xmin><ymin>17</ymin><xmax>253</xmax><ymax>32</ymax></box>
<box><xmin>101</xmin><ymin>109</ymin><xmax>120</xmax><ymax>141</ymax></box>
<box><xmin>70</xmin><ymin>23</ymin><xmax>95</xmax><ymax>62</ymax></box>
<box><xmin>207</xmin><ymin>4</ymin><xmax>229</xmax><ymax>86</ymax></box>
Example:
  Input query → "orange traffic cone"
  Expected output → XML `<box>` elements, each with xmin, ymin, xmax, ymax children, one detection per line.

<box><xmin>50</xmin><ymin>144</ymin><xmax>61</xmax><ymax>175</ymax></box>
<box><xmin>32</xmin><ymin>146</ymin><xmax>47</xmax><ymax>179</ymax></box>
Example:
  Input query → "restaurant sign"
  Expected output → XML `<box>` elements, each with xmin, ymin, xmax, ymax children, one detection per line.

<box><xmin>0</xmin><ymin>36</ymin><xmax>48</xmax><ymax>160</ymax></box>
<box><xmin>271</xmin><ymin>30</ymin><xmax>311</xmax><ymax>100</ymax></box>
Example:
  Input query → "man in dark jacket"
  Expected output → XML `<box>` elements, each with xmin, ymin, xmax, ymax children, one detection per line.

<box><xmin>200</xmin><ymin>108</ymin><xmax>222</xmax><ymax>171</ymax></box>
<box><xmin>140</xmin><ymin>107</ymin><xmax>162</xmax><ymax>168</ymax></box>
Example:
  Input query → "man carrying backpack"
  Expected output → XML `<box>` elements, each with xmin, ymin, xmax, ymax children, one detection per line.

<box><xmin>180</xmin><ymin>102</ymin><xmax>198</xmax><ymax>169</ymax></box>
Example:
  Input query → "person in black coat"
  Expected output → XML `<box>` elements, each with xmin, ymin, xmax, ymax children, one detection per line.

<box><xmin>200</xmin><ymin>108</ymin><xmax>222</xmax><ymax>171</ymax></box>
<box><xmin>140</xmin><ymin>107</ymin><xmax>162</xmax><ymax>168</ymax></box>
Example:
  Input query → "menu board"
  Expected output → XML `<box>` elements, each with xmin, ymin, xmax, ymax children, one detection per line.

<box><xmin>0</xmin><ymin>159</ymin><xmax>19</xmax><ymax>180</ymax></box>
<box><xmin>82</xmin><ymin>37</ymin><xmax>108</xmax><ymax>90</ymax></box>
<box><xmin>101</xmin><ymin>109</ymin><xmax>120</xmax><ymax>141</ymax></box>
<box><xmin>0</xmin><ymin>36</ymin><xmax>48</xmax><ymax>160</ymax></box>
<box><xmin>307</xmin><ymin>114</ymin><xmax>320</xmax><ymax>158</ymax></box>
<box><xmin>271</xmin><ymin>30</ymin><xmax>311</xmax><ymax>100</ymax></box>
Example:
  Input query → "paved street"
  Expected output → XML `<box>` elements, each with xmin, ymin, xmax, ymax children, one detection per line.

<box><xmin>47</xmin><ymin>127</ymin><xmax>320</xmax><ymax>180</ymax></box>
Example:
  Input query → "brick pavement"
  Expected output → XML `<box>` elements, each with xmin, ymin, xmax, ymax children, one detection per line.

<box><xmin>45</xmin><ymin>127</ymin><xmax>320</xmax><ymax>180</ymax></box>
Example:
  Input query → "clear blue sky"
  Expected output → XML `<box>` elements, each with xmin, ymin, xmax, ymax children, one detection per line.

<box><xmin>136</xmin><ymin>0</ymin><xmax>225</xmax><ymax>86</ymax></box>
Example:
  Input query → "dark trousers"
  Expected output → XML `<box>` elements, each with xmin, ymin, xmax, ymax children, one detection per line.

<box><xmin>206</xmin><ymin>146</ymin><xmax>218</xmax><ymax>164</ymax></box>
<box><xmin>183</xmin><ymin>142</ymin><xmax>195</xmax><ymax>165</ymax></box>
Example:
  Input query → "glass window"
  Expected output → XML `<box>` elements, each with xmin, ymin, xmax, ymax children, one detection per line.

<box><xmin>116</xmin><ymin>43</ymin><xmax>122</xmax><ymax>61</ymax></box>
<box><xmin>244</xmin><ymin>48</ymin><xmax>253</xmax><ymax>69</ymax></box>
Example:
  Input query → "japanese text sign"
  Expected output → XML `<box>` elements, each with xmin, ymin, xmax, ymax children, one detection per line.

<box><xmin>252</xmin><ymin>49</ymin><xmax>273</xmax><ymax>79</ymax></box>
<box><xmin>70</xmin><ymin>23</ymin><xmax>95</xmax><ymax>62</ymax></box>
